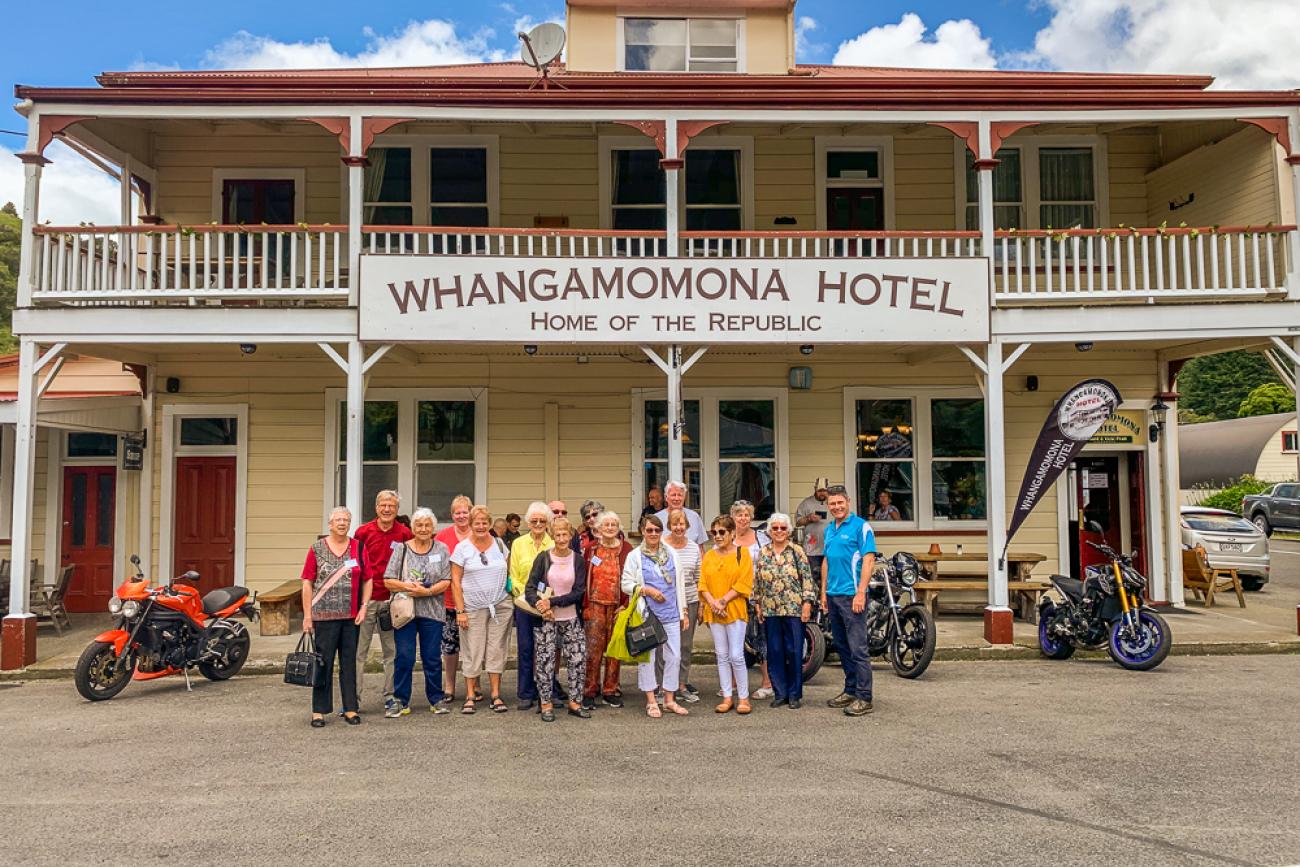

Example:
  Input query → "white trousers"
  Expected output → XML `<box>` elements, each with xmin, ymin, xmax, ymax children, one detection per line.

<box><xmin>637</xmin><ymin>620</ymin><xmax>682</xmax><ymax>693</ymax></box>
<box><xmin>709</xmin><ymin>620</ymin><xmax>749</xmax><ymax>699</ymax></box>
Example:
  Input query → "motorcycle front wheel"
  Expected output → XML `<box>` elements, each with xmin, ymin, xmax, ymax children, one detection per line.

<box><xmin>74</xmin><ymin>640</ymin><xmax>133</xmax><ymax>701</ymax></box>
<box><xmin>888</xmin><ymin>604</ymin><xmax>936</xmax><ymax>679</ymax></box>
<box><xmin>1037</xmin><ymin>602</ymin><xmax>1076</xmax><ymax>660</ymax></box>
<box><xmin>801</xmin><ymin>620</ymin><xmax>827</xmax><ymax>682</ymax></box>
<box><xmin>1107</xmin><ymin>610</ymin><xmax>1172</xmax><ymax>671</ymax></box>
<box><xmin>198</xmin><ymin>628</ymin><xmax>251</xmax><ymax>681</ymax></box>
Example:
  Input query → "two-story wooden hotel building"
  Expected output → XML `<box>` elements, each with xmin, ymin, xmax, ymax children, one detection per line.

<box><xmin>5</xmin><ymin>0</ymin><xmax>1300</xmax><ymax>666</ymax></box>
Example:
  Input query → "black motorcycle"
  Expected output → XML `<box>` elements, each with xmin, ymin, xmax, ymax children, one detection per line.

<box><xmin>1037</xmin><ymin>521</ymin><xmax>1172</xmax><ymax>671</ymax></box>
<box><xmin>746</xmin><ymin>552</ymin><xmax>936</xmax><ymax>680</ymax></box>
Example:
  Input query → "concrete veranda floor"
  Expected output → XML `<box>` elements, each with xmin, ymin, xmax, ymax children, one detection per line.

<box><xmin>10</xmin><ymin>540</ymin><xmax>1299</xmax><ymax>679</ymax></box>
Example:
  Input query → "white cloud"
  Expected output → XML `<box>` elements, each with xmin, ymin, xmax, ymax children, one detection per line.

<box><xmin>795</xmin><ymin>16</ymin><xmax>822</xmax><ymax>60</ymax></box>
<box><xmin>0</xmin><ymin>140</ymin><xmax>122</xmax><ymax>226</ymax></box>
<box><xmin>203</xmin><ymin>19</ymin><xmax>507</xmax><ymax>70</ymax></box>
<box><xmin>1023</xmin><ymin>0</ymin><xmax>1300</xmax><ymax>89</ymax></box>
<box><xmin>832</xmin><ymin>13</ymin><xmax>996</xmax><ymax>70</ymax></box>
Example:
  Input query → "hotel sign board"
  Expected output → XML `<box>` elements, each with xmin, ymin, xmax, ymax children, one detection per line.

<box><xmin>359</xmin><ymin>255</ymin><xmax>990</xmax><ymax>344</ymax></box>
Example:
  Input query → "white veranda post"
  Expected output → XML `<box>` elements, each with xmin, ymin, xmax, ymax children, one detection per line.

<box><xmin>318</xmin><ymin>341</ymin><xmax>369</xmax><ymax>525</ymax></box>
<box><xmin>641</xmin><ymin>345</ymin><xmax>707</xmax><ymax>488</ymax></box>
<box><xmin>5</xmin><ymin>340</ymin><xmax>40</xmax><ymax>620</ymax></box>
<box><xmin>984</xmin><ymin>342</ymin><xmax>1011</xmax><ymax>614</ymax></box>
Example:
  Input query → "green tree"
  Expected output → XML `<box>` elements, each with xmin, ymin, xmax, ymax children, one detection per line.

<box><xmin>0</xmin><ymin>201</ymin><xmax>19</xmax><ymax>353</ymax></box>
<box><xmin>1236</xmin><ymin>382</ymin><xmax>1296</xmax><ymax>417</ymax></box>
<box><xmin>1176</xmin><ymin>350</ymin><xmax>1280</xmax><ymax>421</ymax></box>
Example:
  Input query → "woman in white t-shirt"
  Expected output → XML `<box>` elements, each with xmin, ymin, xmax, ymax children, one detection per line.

<box><xmin>450</xmin><ymin>505</ymin><xmax>512</xmax><ymax>714</ymax></box>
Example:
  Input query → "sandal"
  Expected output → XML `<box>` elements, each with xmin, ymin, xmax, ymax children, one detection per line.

<box><xmin>646</xmin><ymin>703</ymin><xmax>662</xmax><ymax>718</ymax></box>
<box><xmin>490</xmin><ymin>697</ymin><xmax>508</xmax><ymax>713</ymax></box>
<box><xmin>461</xmin><ymin>698</ymin><xmax>476</xmax><ymax>715</ymax></box>
<box><xmin>664</xmin><ymin>701</ymin><xmax>689</xmax><ymax>716</ymax></box>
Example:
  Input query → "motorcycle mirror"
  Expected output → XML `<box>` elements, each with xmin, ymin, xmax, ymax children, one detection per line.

<box><xmin>1084</xmin><ymin>520</ymin><xmax>1105</xmax><ymax>535</ymax></box>
<box><xmin>130</xmin><ymin>554</ymin><xmax>141</xmax><ymax>566</ymax></box>
<box><xmin>182</xmin><ymin>571</ymin><xmax>201</xmax><ymax>582</ymax></box>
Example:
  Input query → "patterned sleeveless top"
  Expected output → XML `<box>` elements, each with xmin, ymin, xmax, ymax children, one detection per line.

<box><xmin>310</xmin><ymin>537</ymin><xmax>359</xmax><ymax>620</ymax></box>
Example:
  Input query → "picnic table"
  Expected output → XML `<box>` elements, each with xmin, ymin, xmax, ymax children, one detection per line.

<box><xmin>911</xmin><ymin>551</ymin><xmax>1050</xmax><ymax>623</ymax></box>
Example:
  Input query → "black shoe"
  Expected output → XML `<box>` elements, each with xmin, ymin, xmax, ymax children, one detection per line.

<box><xmin>788</xmin><ymin>699</ymin><xmax>802</xmax><ymax>710</ymax></box>
<box><xmin>581</xmin><ymin>697</ymin><xmax>596</xmax><ymax>711</ymax></box>
<box><xmin>310</xmin><ymin>717</ymin><xmax>326</xmax><ymax>728</ymax></box>
<box><xmin>770</xmin><ymin>697</ymin><xmax>789</xmax><ymax>709</ymax></box>
<box><xmin>540</xmin><ymin>709</ymin><xmax>556</xmax><ymax>722</ymax></box>
<box><xmin>568</xmin><ymin>705</ymin><xmax>592</xmax><ymax>719</ymax></box>
<box><xmin>844</xmin><ymin>699</ymin><xmax>874</xmax><ymax>717</ymax></box>
<box><xmin>344</xmin><ymin>713</ymin><xmax>362</xmax><ymax>726</ymax></box>
<box><xmin>601</xmin><ymin>694</ymin><xmax>624</xmax><ymax>708</ymax></box>
<box><xmin>682</xmin><ymin>683</ymin><xmax>700</xmax><ymax>697</ymax></box>
<box><xmin>518</xmin><ymin>699</ymin><xmax>536</xmax><ymax>711</ymax></box>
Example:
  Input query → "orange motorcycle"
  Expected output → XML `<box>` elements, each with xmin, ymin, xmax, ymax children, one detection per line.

<box><xmin>74</xmin><ymin>555</ymin><xmax>257</xmax><ymax>701</ymax></box>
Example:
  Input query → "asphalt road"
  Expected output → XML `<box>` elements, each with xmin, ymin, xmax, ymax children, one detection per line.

<box><xmin>2</xmin><ymin>654</ymin><xmax>1298</xmax><ymax>867</ymax></box>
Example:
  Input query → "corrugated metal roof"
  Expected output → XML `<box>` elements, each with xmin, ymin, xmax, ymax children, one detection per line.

<box><xmin>1179</xmin><ymin>412</ymin><xmax>1294</xmax><ymax>487</ymax></box>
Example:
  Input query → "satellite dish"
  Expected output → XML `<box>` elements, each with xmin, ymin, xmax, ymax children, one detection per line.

<box><xmin>519</xmin><ymin>22</ymin><xmax>566</xmax><ymax>70</ymax></box>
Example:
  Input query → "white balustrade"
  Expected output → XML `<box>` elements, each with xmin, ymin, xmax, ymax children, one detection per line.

<box><xmin>362</xmin><ymin>228</ymin><xmax>668</xmax><ymax>259</ymax></box>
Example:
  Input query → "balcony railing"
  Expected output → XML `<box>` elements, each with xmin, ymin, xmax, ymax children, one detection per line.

<box><xmin>27</xmin><ymin>223</ymin><xmax>1294</xmax><ymax>307</ymax></box>
<box><xmin>30</xmin><ymin>224</ymin><xmax>349</xmax><ymax>303</ymax></box>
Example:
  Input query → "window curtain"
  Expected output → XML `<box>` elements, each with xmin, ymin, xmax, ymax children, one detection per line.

<box><xmin>1039</xmin><ymin>148</ymin><xmax>1095</xmax><ymax>228</ymax></box>
<box><xmin>362</xmin><ymin>148</ymin><xmax>389</xmax><ymax>222</ymax></box>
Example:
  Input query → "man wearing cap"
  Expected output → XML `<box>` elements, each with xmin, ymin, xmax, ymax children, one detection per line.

<box><xmin>795</xmin><ymin>478</ymin><xmax>831</xmax><ymax>580</ymax></box>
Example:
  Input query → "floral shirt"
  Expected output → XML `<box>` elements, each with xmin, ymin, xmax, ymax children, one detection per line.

<box><xmin>753</xmin><ymin>544</ymin><xmax>817</xmax><ymax>618</ymax></box>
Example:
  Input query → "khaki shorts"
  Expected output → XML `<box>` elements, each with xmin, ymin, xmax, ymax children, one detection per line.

<box><xmin>461</xmin><ymin>597</ymin><xmax>514</xmax><ymax>678</ymax></box>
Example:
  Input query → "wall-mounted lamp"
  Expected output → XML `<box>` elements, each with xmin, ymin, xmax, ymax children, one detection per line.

<box><xmin>1026</xmin><ymin>375</ymin><xmax>1039</xmax><ymax>392</ymax></box>
<box><xmin>239</xmin><ymin>343</ymin><xmax>257</xmax><ymax>355</ymax></box>
<box><xmin>1149</xmin><ymin>396</ymin><xmax>1170</xmax><ymax>444</ymax></box>
<box><xmin>523</xmin><ymin>344</ymin><xmax>538</xmax><ymax>356</ymax></box>
<box><xmin>1074</xmin><ymin>341</ymin><xmax>1094</xmax><ymax>352</ymax></box>
<box><xmin>799</xmin><ymin>344</ymin><xmax>814</xmax><ymax>356</ymax></box>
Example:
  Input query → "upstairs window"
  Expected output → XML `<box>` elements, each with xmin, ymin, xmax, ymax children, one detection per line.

<box><xmin>624</xmin><ymin>18</ymin><xmax>739</xmax><ymax>72</ymax></box>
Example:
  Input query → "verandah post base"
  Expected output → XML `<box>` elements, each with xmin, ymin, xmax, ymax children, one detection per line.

<box><xmin>983</xmin><ymin>606</ymin><xmax>1014</xmax><ymax>646</ymax></box>
<box><xmin>1</xmin><ymin>615</ymin><xmax>38</xmax><ymax>670</ymax></box>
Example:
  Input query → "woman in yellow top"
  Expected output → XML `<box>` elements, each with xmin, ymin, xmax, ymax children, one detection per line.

<box><xmin>699</xmin><ymin>514</ymin><xmax>754</xmax><ymax>714</ymax></box>
<box><xmin>509</xmin><ymin>501</ymin><xmax>554</xmax><ymax>710</ymax></box>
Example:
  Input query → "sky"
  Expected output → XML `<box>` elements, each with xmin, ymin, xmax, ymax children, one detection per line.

<box><xmin>3</xmin><ymin>0</ymin><xmax>1300</xmax><ymax>223</ymax></box>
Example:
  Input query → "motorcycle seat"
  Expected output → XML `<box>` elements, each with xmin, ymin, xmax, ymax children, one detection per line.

<box><xmin>1049</xmin><ymin>575</ymin><xmax>1085</xmax><ymax>601</ymax></box>
<box><xmin>201</xmin><ymin>586</ymin><xmax>250</xmax><ymax>616</ymax></box>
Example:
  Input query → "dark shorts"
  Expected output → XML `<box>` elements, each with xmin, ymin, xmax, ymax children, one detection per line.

<box><xmin>441</xmin><ymin>610</ymin><xmax>460</xmax><ymax>656</ymax></box>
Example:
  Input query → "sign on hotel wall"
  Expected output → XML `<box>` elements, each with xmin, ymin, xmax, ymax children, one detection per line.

<box><xmin>359</xmin><ymin>256</ymin><xmax>991</xmax><ymax>344</ymax></box>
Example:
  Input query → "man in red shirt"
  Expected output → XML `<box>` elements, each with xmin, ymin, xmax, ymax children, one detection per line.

<box><xmin>353</xmin><ymin>490</ymin><xmax>413</xmax><ymax>714</ymax></box>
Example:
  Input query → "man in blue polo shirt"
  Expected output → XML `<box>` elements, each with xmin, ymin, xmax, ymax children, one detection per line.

<box><xmin>820</xmin><ymin>484</ymin><xmax>877</xmax><ymax>716</ymax></box>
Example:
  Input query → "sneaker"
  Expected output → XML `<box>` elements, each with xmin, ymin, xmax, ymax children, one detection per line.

<box><xmin>682</xmin><ymin>683</ymin><xmax>700</xmax><ymax>697</ymax></box>
<box><xmin>581</xmin><ymin>696</ymin><xmax>596</xmax><ymax>711</ymax></box>
<box><xmin>430</xmin><ymin>704</ymin><xmax>450</xmax><ymax>715</ymax></box>
<box><xmin>384</xmin><ymin>698</ymin><xmax>397</xmax><ymax>712</ymax></box>
<box><xmin>770</xmin><ymin>697</ymin><xmax>788</xmax><ymax>709</ymax></box>
<box><xmin>384</xmin><ymin>703</ymin><xmax>409</xmax><ymax>719</ymax></box>
<box><xmin>827</xmin><ymin>692</ymin><xmax>854</xmax><ymax>709</ymax></box>
<box><xmin>678</xmin><ymin>691</ymin><xmax>700</xmax><ymax>704</ymax></box>
<box><xmin>753</xmin><ymin>686</ymin><xmax>775</xmax><ymax>700</ymax></box>
<box><xmin>788</xmin><ymin>698</ymin><xmax>802</xmax><ymax>710</ymax></box>
<box><xmin>602</xmin><ymin>693</ymin><xmax>624</xmax><ymax>708</ymax></box>
<box><xmin>844</xmin><ymin>699</ymin><xmax>874</xmax><ymax>717</ymax></box>
<box><xmin>439</xmin><ymin>695</ymin><xmax>455</xmax><ymax>707</ymax></box>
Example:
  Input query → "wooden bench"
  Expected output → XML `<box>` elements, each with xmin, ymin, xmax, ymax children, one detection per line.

<box><xmin>1181</xmin><ymin>548</ymin><xmax>1245</xmax><ymax>609</ymax></box>
<box><xmin>258</xmin><ymin>579</ymin><xmax>304</xmax><ymax>636</ymax></box>
<box><xmin>913</xmin><ymin>580</ymin><xmax>1052</xmax><ymax>623</ymax></box>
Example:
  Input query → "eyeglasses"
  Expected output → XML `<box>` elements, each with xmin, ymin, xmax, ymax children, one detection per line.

<box><xmin>527</xmin><ymin>517</ymin><xmax>548</xmax><ymax>525</ymax></box>
<box><xmin>551</xmin><ymin>509</ymin><xmax>567</xmax><ymax>516</ymax></box>
<box><xmin>769</xmin><ymin>525</ymin><xmax>790</xmax><ymax>532</ymax></box>
<box><xmin>642</xmin><ymin>527</ymin><xmax>661</xmax><ymax>534</ymax></box>
<box><xmin>711</xmin><ymin>529</ymin><xmax>730</xmax><ymax>537</ymax></box>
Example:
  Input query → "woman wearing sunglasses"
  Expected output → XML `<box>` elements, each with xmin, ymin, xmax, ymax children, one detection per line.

<box><xmin>753</xmin><ymin>513</ymin><xmax>817</xmax><ymax>709</ymax></box>
<box><xmin>450</xmin><ymin>505</ymin><xmax>512</xmax><ymax>714</ymax></box>
<box><xmin>699</xmin><ymin>515</ymin><xmax>754</xmax><ymax>714</ymax></box>
<box><xmin>621</xmin><ymin>514</ymin><xmax>690</xmax><ymax>718</ymax></box>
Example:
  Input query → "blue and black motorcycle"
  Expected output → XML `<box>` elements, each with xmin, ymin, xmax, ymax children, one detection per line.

<box><xmin>1038</xmin><ymin>521</ymin><xmax>1172</xmax><ymax>671</ymax></box>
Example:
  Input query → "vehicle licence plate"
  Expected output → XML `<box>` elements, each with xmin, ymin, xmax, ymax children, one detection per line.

<box><xmin>1219</xmin><ymin>542</ymin><xmax>1243</xmax><ymax>552</ymax></box>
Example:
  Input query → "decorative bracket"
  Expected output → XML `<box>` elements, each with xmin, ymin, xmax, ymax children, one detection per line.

<box><xmin>361</xmin><ymin>118</ymin><xmax>412</xmax><ymax>155</ymax></box>
<box><xmin>1237</xmin><ymin>117</ymin><xmax>1300</xmax><ymax>166</ymax></box>
<box><xmin>15</xmin><ymin>114</ymin><xmax>93</xmax><ymax>165</ymax></box>
<box><xmin>303</xmin><ymin>117</ymin><xmax>413</xmax><ymax>166</ymax></box>
<box><xmin>929</xmin><ymin>120</ymin><xmax>1038</xmax><ymax>168</ymax></box>
<box><xmin>614</xmin><ymin>120</ymin><xmax>728</xmax><ymax>168</ymax></box>
<box><xmin>301</xmin><ymin>117</ymin><xmax>354</xmax><ymax>161</ymax></box>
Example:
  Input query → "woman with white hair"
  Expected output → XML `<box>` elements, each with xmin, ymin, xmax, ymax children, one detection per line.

<box><xmin>753</xmin><ymin>512</ymin><xmax>816</xmax><ymax>709</ymax></box>
<box><xmin>508</xmin><ymin>501</ymin><xmax>555</xmax><ymax>710</ymax></box>
<box><xmin>581</xmin><ymin>510</ymin><xmax>634</xmax><ymax>710</ymax></box>
<box><xmin>300</xmin><ymin>506</ymin><xmax>370</xmax><ymax>728</ymax></box>
<box><xmin>384</xmin><ymin>507</ymin><xmax>453</xmax><ymax>718</ymax></box>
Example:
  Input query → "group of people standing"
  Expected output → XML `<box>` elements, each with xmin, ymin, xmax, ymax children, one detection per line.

<box><xmin>299</xmin><ymin>479</ymin><xmax>879</xmax><ymax>727</ymax></box>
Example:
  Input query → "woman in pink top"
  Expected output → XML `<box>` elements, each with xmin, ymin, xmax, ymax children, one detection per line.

<box><xmin>524</xmin><ymin>517</ymin><xmax>590</xmax><ymax>722</ymax></box>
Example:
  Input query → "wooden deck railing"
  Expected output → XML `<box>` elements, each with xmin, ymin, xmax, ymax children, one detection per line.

<box><xmin>27</xmin><ymin>223</ymin><xmax>1294</xmax><ymax>306</ymax></box>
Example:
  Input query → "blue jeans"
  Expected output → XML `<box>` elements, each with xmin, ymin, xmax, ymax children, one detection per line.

<box><xmin>827</xmin><ymin>595</ymin><xmax>873</xmax><ymax>701</ymax></box>
<box><xmin>393</xmin><ymin>617</ymin><xmax>444</xmax><ymax>708</ymax></box>
<box><xmin>764</xmin><ymin>615</ymin><xmax>805</xmax><ymax>700</ymax></box>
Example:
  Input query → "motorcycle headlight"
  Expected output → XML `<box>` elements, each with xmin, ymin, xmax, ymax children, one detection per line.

<box><xmin>108</xmin><ymin>597</ymin><xmax>123</xmax><ymax>615</ymax></box>
<box><xmin>900</xmin><ymin>568</ymin><xmax>917</xmax><ymax>587</ymax></box>
<box><xmin>121</xmin><ymin>600</ymin><xmax>141</xmax><ymax>620</ymax></box>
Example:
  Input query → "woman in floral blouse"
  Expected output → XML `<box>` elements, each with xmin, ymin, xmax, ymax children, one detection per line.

<box><xmin>752</xmin><ymin>512</ymin><xmax>817</xmax><ymax>709</ymax></box>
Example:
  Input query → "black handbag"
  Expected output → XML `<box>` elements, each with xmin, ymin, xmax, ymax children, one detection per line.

<box><xmin>377</xmin><ymin>601</ymin><xmax>394</xmax><ymax>632</ymax></box>
<box><xmin>284</xmin><ymin>632</ymin><xmax>323</xmax><ymax>688</ymax></box>
<box><xmin>625</xmin><ymin>596</ymin><xmax>668</xmax><ymax>656</ymax></box>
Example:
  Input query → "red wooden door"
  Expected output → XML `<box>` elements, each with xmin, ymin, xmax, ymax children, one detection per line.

<box><xmin>173</xmin><ymin>456</ymin><xmax>237</xmax><ymax>595</ymax></box>
<box><xmin>62</xmin><ymin>465</ymin><xmax>117</xmax><ymax>612</ymax></box>
<box><xmin>1077</xmin><ymin>457</ymin><xmax>1122</xmax><ymax>572</ymax></box>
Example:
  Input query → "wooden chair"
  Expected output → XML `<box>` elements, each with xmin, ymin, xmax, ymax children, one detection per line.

<box><xmin>1181</xmin><ymin>547</ymin><xmax>1246</xmax><ymax>609</ymax></box>
<box><xmin>31</xmin><ymin>565</ymin><xmax>75</xmax><ymax>635</ymax></box>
